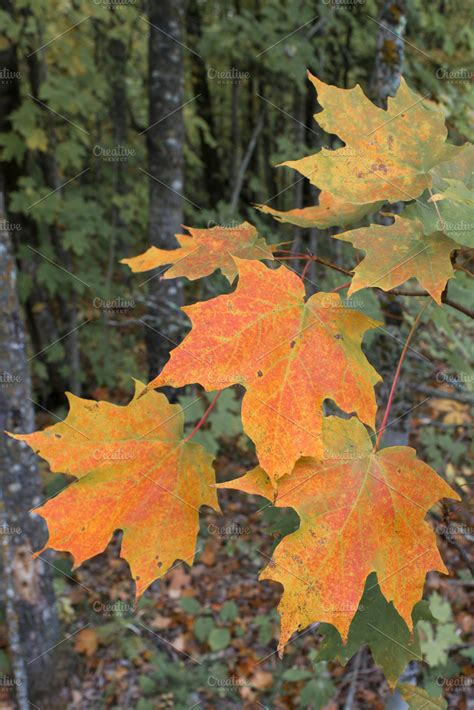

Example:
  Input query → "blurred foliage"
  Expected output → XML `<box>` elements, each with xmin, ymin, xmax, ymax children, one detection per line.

<box><xmin>1</xmin><ymin>0</ymin><xmax>471</xmax><ymax>399</ymax></box>
<box><xmin>0</xmin><ymin>1</ymin><xmax>472</xmax><ymax>706</ymax></box>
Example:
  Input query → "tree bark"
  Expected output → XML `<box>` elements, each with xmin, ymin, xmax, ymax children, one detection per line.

<box><xmin>106</xmin><ymin>30</ymin><xmax>129</xmax><ymax>292</ymax></box>
<box><xmin>372</xmin><ymin>0</ymin><xmax>409</xmax><ymax>446</ymax></box>
<box><xmin>186</xmin><ymin>0</ymin><xmax>221</xmax><ymax>206</ymax></box>
<box><xmin>145</xmin><ymin>0</ymin><xmax>186</xmax><ymax>379</ymax></box>
<box><xmin>0</xmin><ymin>4</ymin><xmax>59</xmax><ymax>702</ymax></box>
<box><xmin>27</xmin><ymin>48</ymin><xmax>82</xmax><ymax>395</ymax></box>
<box><xmin>373</xmin><ymin>0</ymin><xmax>406</xmax><ymax>108</ymax></box>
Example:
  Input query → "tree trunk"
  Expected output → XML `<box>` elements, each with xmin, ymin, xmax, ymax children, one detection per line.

<box><xmin>0</xmin><ymin>194</ymin><xmax>60</xmax><ymax>705</ymax></box>
<box><xmin>145</xmin><ymin>0</ymin><xmax>186</xmax><ymax>379</ymax></box>
<box><xmin>106</xmin><ymin>32</ymin><xmax>129</xmax><ymax>292</ymax></box>
<box><xmin>372</xmin><ymin>0</ymin><xmax>409</xmax><ymax>446</ymax></box>
<box><xmin>373</xmin><ymin>0</ymin><xmax>406</xmax><ymax>107</ymax></box>
<box><xmin>0</xmin><ymin>5</ymin><xmax>59</xmax><ymax>703</ymax></box>
<box><xmin>186</xmin><ymin>0</ymin><xmax>221</xmax><ymax>207</ymax></box>
<box><xmin>27</xmin><ymin>48</ymin><xmax>82</xmax><ymax>395</ymax></box>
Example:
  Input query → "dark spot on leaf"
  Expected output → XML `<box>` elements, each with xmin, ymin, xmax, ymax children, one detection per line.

<box><xmin>257</xmin><ymin>370</ymin><xmax>263</xmax><ymax>377</ymax></box>
<box><xmin>290</xmin><ymin>340</ymin><xmax>296</xmax><ymax>348</ymax></box>
<box><xmin>334</xmin><ymin>334</ymin><xmax>343</xmax><ymax>340</ymax></box>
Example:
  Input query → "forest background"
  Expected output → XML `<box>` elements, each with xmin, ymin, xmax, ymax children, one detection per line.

<box><xmin>0</xmin><ymin>0</ymin><xmax>472</xmax><ymax>708</ymax></box>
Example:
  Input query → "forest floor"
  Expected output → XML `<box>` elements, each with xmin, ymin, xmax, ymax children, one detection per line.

<box><xmin>1</xmin><ymin>428</ymin><xmax>470</xmax><ymax>710</ymax></box>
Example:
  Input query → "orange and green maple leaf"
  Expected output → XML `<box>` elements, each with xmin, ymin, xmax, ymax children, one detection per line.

<box><xmin>9</xmin><ymin>381</ymin><xmax>219</xmax><ymax>597</ymax></box>
<box><xmin>148</xmin><ymin>259</ymin><xmax>381</xmax><ymax>485</ymax></box>
<box><xmin>219</xmin><ymin>416</ymin><xmax>458</xmax><ymax>650</ymax></box>
<box><xmin>256</xmin><ymin>192</ymin><xmax>384</xmax><ymax>229</ymax></box>
<box><xmin>334</xmin><ymin>216</ymin><xmax>457</xmax><ymax>302</ymax></box>
<box><xmin>281</xmin><ymin>73</ymin><xmax>460</xmax><ymax>207</ymax></box>
<box><xmin>121</xmin><ymin>221</ymin><xmax>274</xmax><ymax>283</ymax></box>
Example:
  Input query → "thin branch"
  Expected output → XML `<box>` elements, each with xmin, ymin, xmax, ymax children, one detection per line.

<box><xmin>230</xmin><ymin>112</ymin><xmax>265</xmax><ymax>214</ymax></box>
<box><xmin>184</xmin><ymin>391</ymin><xmax>222</xmax><ymax>442</ymax></box>
<box><xmin>454</xmin><ymin>263</ymin><xmax>473</xmax><ymax>277</ymax></box>
<box><xmin>332</xmin><ymin>280</ymin><xmax>351</xmax><ymax>293</ymax></box>
<box><xmin>315</xmin><ymin>255</ymin><xmax>353</xmax><ymax>276</ymax></box>
<box><xmin>441</xmin><ymin>294</ymin><xmax>474</xmax><ymax>319</ymax></box>
<box><xmin>416</xmin><ymin>385</ymin><xmax>474</xmax><ymax>405</ymax></box>
<box><xmin>274</xmin><ymin>251</ymin><xmax>353</xmax><ymax>276</ymax></box>
<box><xmin>374</xmin><ymin>301</ymin><xmax>431</xmax><ymax>452</ymax></box>
<box><xmin>274</xmin><ymin>251</ymin><xmax>473</xmax><ymax>318</ymax></box>
<box><xmin>343</xmin><ymin>647</ymin><xmax>363</xmax><ymax>710</ymax></box>
<box><xmin>301</xmin><ymin>258</ymin><xmax>312</xmax><ymax>281</ymax></box>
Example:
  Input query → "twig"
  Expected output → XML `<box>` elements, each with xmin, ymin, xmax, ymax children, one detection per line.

<box><xmin>343</xmin><ymin>647</ymin><xmax>363</xmax><ymax>710</ymax></box>
<box><xmin>454</xmin><ymin>264</ymin><xmax>473</xmax><ymax>277</ymax></box>
<box><xmin>184</xmin><ymin>391</ymin><xmax>222</xmax><ymax>442</ymax></box>
<box><xmin>300</xmin><ymin>258</ymin><xmax>312</xmax><ymax>281</ymax></box>
<box><xmin>441</xmin><ymin>294</ymin><xmax>474</xmax><ymax>319</ymax></box>
<box><xmin>374</xmin><ymin>301</ymin><xmax>431</xmax><ymax>451</ymax></box>
<box><xmin>274</xmin><ymin>252</ymin><xmax>473</xmax><ymax>317</ymax></box>
<box><xmin>230</xmin><ymin>112</ymin><xmax>264</xmax><ymax>214</ymax></box>
<box><xmin>332</xmin><ymin>281</ymin><xmax>351</xmax><ymax>293</ymax></box>
<box><xmin>275</xmin><ymin>251</ymin><xmax>352</xmax><ymax>276</ymax></box>
<box><xmin>416</xmin><ymin>385</ymin><xmax>474</xmax><ymax>404</ymax></box>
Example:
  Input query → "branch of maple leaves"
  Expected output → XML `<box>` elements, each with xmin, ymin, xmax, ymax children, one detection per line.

<box><xmin>275</xmin><ymin>250</ymin><xmax>474</xmax><ymax>319</ymax></box>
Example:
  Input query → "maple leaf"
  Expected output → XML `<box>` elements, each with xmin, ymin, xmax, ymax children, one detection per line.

<box><xmin>256</xmin><ymin>192</ymin><xmax>384</xmax><ymax>229</ymax></box>
<box><xmin>404</xmin><ymin>143</ymin><xmax>474</xmax><ymax>249</ymax></box>
<box><xmin>121</xmin><ymin>221</ymin><xmax>274</xmax><ymax>283</ymax></box>
<box><xmin>397</xmin><ymin>684</ymin><xmax>447</xmax><ymax>709</ymax></box>
<box><xmin>318</xmin><ymin>573</ymin><xmax>431</xmax><ymax>687</ymax></box>
<box><xmin>9</xmin><ymin>381</ymin><xmax>219</xmax><ymax>597</ymax></box>
<box><xmin>334</xmin><ymin>216</ymin><xmax>457</xmax><ymax>303</ymax></box>
<box><xmin>218</xmin><ymin>416</ymin><xmax>458</xmax><ymax>648</ymax></box>
<box><xmin>148</xmin><ymin>259</ymin><xmax>381</xmax><ymax>485</ymax></box>
<box><xmin>281</xmin><ymin>73</ymin><xmax>460</xmax><ymax>206</ymax></box>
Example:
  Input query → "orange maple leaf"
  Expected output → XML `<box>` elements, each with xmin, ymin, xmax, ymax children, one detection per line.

<box><xmin>218</xmin><ymin>416</ymin><xmax>459</xmax><ymax>650</ymax></box>
<box><xmin>9</xmin><ymin>381</ymin><xmax>219</xmax><ymax>597</ymax></box>
<box><xmin>121</xmin><ymin>221</ymin><xmax>274</xmax><ymax>283</ymax></box>
<box><xmin>256</xmin><ymin>192</ymin><xmax>384</xmax><ymax>229</ymax></box>
<box><xmin>148</xmin><ymin>259</ymin><xmax>381</xmax><ymax>485</ymax></box>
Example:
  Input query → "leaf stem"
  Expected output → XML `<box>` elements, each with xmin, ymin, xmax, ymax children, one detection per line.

<box><xmin>275</xmin><ymin>251</ymin><xmax>473</xmax><ymax>318</ymax></box>
<box><xmin>301</xmin><ymin>258</ymin><xmax>312</xmax><ymax>281</ymax></box>
<box><xmin>184</xmin><ymin>390</ymin><xmax>222</xmax><ymax>443</ymax></box>
<box><xmin>332</xmin><ymin>281</ymin><xmax>351</xmax><ymax>293</ymax></box>
<box><xmin>428</xmin><ymin>186</ymin><xmax>444</xmax><ymax>228</ymax></box>
<box><xmin>374</xmin><ymin>300</ymin><xmax>431</xmax><ymax>452</ymax></box>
